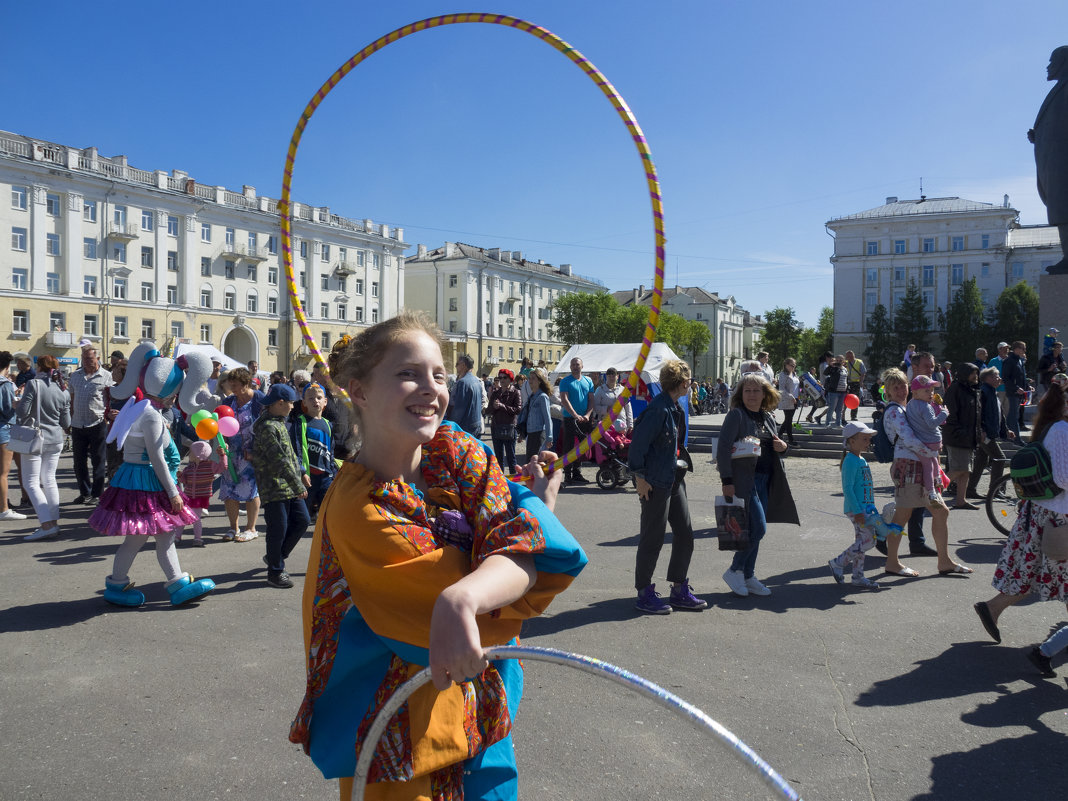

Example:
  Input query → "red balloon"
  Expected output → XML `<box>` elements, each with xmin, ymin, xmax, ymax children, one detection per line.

<box><xmin>214</xmin><ymin>405</ymin><xmax>235</xmax><ymax>418</ymax></box>
<box><xmin>843</xmin><ymin>393</ymin><xmax>860</xmax><ymax>410</ymax></box>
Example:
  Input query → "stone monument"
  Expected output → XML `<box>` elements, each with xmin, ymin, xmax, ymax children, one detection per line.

<box><xmin>1034</xmin><ymin>48</ymin><xmax>1068</xmax><ymax>341</ymax></box>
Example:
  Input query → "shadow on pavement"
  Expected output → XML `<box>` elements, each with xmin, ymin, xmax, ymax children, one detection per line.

<box><xmin>522</xmin><ymin>597</ymin><xmax>640</xmax><ymax>636</ymax></box>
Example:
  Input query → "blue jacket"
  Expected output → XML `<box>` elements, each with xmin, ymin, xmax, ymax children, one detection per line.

<box><xmin>628</xmin><ymin>390</ymin><xmax>686</xmax><ymax>489</ymax></box>
<box><xmin>445</xmin><ymin>372</ymin><xmax>483</xmax><ymax>436</ymax></box>
<box><xmin>523</xmin><ymin>390</ymin><xmax>552</xmax><ymax>442</ymax></box>
<box><xmin>980</xmin><ymin>382</ymin><xmax>1008</xmax><ymax>440</ymax></box>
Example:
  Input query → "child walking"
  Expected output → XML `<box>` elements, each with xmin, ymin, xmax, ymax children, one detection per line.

<box><xmin>829</xmin><ymin>422</ymin><xmax>901</xmax><ymax>590</ymax></box>
<box><xmin>177</xmin><ymin>440</ymin><xmax>226</xmax><ymax>546</ymax></box>
<box><xmin>250</xmin><ymin>383</ymin><xmax>310</xmax><ymax>589</ymax></box>
<box><xmin>290</xmin><ymin>382</ymin><xmax>335</xmax><ymax>516</ymax></box>
<box><xmin>905</xmin><ymin>375</ymin><xmax>948</xmax><ymax>504</ymax></box>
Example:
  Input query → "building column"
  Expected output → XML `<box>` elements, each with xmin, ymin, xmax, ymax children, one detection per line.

<box><xmin>30</xmin><ymin>185</ymin><xmax>48</xmax><ymax>293</ymax></box>
<box><xmin>182</xmin><ymin>214</ymin><xmax>198</xmax><ymax>309</ymax></box>
<box><xmin>155</xmin><ymin>211</ymin><xmax>169</xmax><ymax>308</ymax></box>
<box><xmin>308</xmin><ymin>239</ymin><xmax>322</xmax><ymax>322</ymax></box>
<box><xmin>64</xmin><ymin>192</ymin><xmax>83</xmax><ymax>295</ymax></box>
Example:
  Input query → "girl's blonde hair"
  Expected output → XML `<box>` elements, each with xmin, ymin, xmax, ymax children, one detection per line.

<box><xmin>881</xmin><ymin>367</ymin><xmax>908</xmax><ymax>396</ymax></box>
<box><xmin>729</xmin><ymin>373</ymin><xmax>780</xmax><ymax>412</ymax></box>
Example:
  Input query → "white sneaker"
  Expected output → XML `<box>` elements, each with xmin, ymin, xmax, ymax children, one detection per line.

<box><xmin>0</xmin><ymin>508</ymin><xmax>28</xmax><ymax>521</ymax></box>
<box><xmin>722</xmin><ymin>569</ymin><xmax>749</xmax><ymax>597</ymax></box>
<box><xmin>23</xmin><ymin>527</ymin><xmax>59</xmax><ymax>542</ymax></box>
<box><xmin>744</xmin><ymin>576</ymin><xmax>772</xmax><ymax>596</ymax></box>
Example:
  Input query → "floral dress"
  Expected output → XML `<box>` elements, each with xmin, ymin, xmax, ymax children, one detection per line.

<box><xmin>218</xmin><ymin>397</ymin><xmax>259</xmax><ymax>502</ymax></box>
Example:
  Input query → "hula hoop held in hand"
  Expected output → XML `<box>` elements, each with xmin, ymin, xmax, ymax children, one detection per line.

<box><xmin>278</xmin><ymin>13</ymin><xmax>665</xmax><ymax>473</ymax></box>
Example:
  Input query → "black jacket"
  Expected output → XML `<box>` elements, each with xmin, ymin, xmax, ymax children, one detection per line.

<box><xmin>943</xmin><ymin>363</ymin><xmax>981</xmax><ymax>449</ymax></box>
<box><xmin>1001</xmin><ymin>352</ymin><xmax>1028</xmax><ymax>397</ymax></box>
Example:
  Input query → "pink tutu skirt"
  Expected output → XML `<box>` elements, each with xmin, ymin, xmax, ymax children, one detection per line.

<box><xmin>89</xmin><ymin>462</ymin><xmax>200</xmax><ymax>537</ymax></box>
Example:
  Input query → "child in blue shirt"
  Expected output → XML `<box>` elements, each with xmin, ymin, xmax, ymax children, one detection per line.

<box><xmin>829</xmin><ymin>422</ymin><xmax>901</xmax><ymax>590</ymax></box>
<box><xmin>291</xmin><ymin>383</ymin><xmax>336</xmax><ymax>516</ymax></box>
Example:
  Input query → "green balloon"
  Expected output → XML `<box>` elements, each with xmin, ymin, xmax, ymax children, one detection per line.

<box><xmin>190</xmin><ymin>409</ymin><xmax>212</xmax><ymax>426</ymax></box>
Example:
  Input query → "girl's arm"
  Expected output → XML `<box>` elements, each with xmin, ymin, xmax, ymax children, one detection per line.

<box><xmin>888</xmin><ymin>405</ymin><xmax>938</xmax><ymax>459</ymax></box>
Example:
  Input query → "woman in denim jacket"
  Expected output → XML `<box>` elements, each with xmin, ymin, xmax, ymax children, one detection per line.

<box><xmin>717</xmin><ymin>373</ymin><xmax>799</xmax><ymax>597</ymax></box>
<box><xmin>523</xmin><ymin>368</ymin><xmax>554</xmax><ymax>465</ymax></box>
<box><xmin>628</xmin><ymin>360</ymin><xmax>705</xmax><ymax>614</ymax></box>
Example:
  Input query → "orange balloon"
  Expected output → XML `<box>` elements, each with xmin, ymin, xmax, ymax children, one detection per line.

<box><xmin>195</xmin><ymin>418</ymin><xmax>219</xmax><ymax>440</ymax></box>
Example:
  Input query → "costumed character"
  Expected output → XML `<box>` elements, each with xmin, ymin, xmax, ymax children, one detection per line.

<box><xmin>92</xmin><ymin>342</ymin><xmax>221</xmax><ymax>607</ymax></box>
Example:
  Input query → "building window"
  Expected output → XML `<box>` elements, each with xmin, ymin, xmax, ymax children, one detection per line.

<box><xmin>449</xmin><ymin>297</ymin><xmax>458</xmax><ymax>311</ymax></box>
<box><xmin>141</xmin><ymin>282</ymin><xmax>153</xmax><ymax>302</ymax></box>
<box><xmin>224</xmin><ymin>289</ymin><xmax>236</xmax><ymax>311</ymax></box>
<box><xmin>372</xmin><ymin>253</ymin><xmax>380</xmax><ymax>269</ymax></box>
<box><xmin>201</xmin><ymin>257</ymin><xmax>211</xmax><ymax>276</ymax></box>
<box><xmin>892</xmin><ymin>291</ymin><xmax>905</xmax><ymax>311</ymax></box>
<box><xmin>247</xmin><ymin>292</ymin><xmax>258</xmax><ymax>313</ymax></box>
<box><xmin>355</xmin><ymin>278</ymin><xmax>364</xmax><ymax>294</ymax></box>
<box><xmin>49</xmin><ymin>312</ymin><xmax>65</xmax><ymax>331</ymax></box>
<box><xmin>922</xmin><ymin>289</ymin><xmax>935</xmax><ymax>309</ymax></box>
<box><xmin>982</xmin><ymin>262</ymin><xmax>990</xmax><ymax>277</ymax></box>
<box><xmin>865</xmin><ymin>268</ymin><xmax>877</xmax><ymax>286</ymax></box>
<box><xmin>113</xmin><ymin>242</ymin><xmax>127</xmax><ymax>263</ymax></box>
<box><xmin>224</xmin><ymin>260</ymin><xmax>235</xmax><ymax>280</ymax></box>
<box><xmin>321</xmin><ymin>244</ymin><xmax>330</xmax><ymax>261</ymax></box>
<box><xmin>267</xmin><ymin>235</ymin><xmax>277</xmax><ymax>255</ymax></box>
<box><xmin>11</xmin><ymin>186</ymin><xmax>27</xmax><ymax>210</ymax></box>
<box><xmin>355</xmin><ymin>307</ymin><xmax>364</xmax><ymax>323</ymax></box>
<box><xmin>247</xmin><ymin>264</ymin><xmax>257</xmax><ymax>282</ymax></box>
<box><xmin>46</xmin><ymin>273</ymin><xmax>60</xmax><ymax>294</ymax></box>
<box><xmin>267</xmin><ymin>294</ymin><xmax>278</xmax><ymax>315</ymax></box>
<box><xmin>449</xmin><ymin>321</ymin><xmax>458</xmax><ymax>333</ymax></box>
<box><xmin>113</xmin><ymin>278</ymin><xmax>127</xmax><ymax>299</ymax></box>
<box><xmin>922</xmin><ymin>265</ymin><xmax>934</xmax><ymax>286</ymax></box>
<box><xmin>201</xmin><ymin>223</ymin><xmax>211</xmax><ymax>242</ymax></box>
<box><xmin>141</xmin><ymin>246</ymin><xmax>153</xmax><ymax>268</ymax></box>
<box><xmin>320</xmin><ymin>302</ymin><xmax>329</xmax><ymax>318</ymax></box>
<box><xmin>498</xmin><ymin>324</ymin><xmax>504</xmax><ymax>337</ymax></box>
<box><xmin>449</xmin><ymin>274</ymin><xmax>458</xmax><ymax>287</ymax></box>
<box><xmin>356</xmin><ymin>250</ymin><xmax>365</xmax><ymax>267</ymax></box>
<box><xmin>248</xmin><ymin>231</ymin><xmax>257</xmax><ymax>251</ymax></box>
<box><xmin>922</xmin><ymin>237</ymin><xmax>935</xmax><ymax>253</ymax></box>
<box><xmin>300</xmin><ymin>241</ymin><xmax>308</xmax><ymax>259</ymax></box>
<box><xmin>299</xmin><ymin>272</ymin><xmax>305</xmax><ymax>288</ymax></box>
<box><xmin>12</xmin><ymin>268</ymin><xmax>27</xmax><ymax>290</ymax></box>
<box><xmin>893</xmin><ymin>266</ymin><xmax>905</xmax><ymax>284</ymax></box>
<box><xmin>951</xmin><ymin>264</ymin><xmax>964</xmax><ymax>285</ymax></box>
<box><xmin>167</xmin><ymin>251</ymin><xmax>178</xmax><ymax>271</ymax></box>
<box><xmin>268</xmin><ymin>328</ymin><xmax>277</xmax><ymax>347</ymax></box>
<box><xmin>84</xmin><ymin>275</ymin><xmax>97</xmax><ymax>296</ymax></box>
<box><xmin>225</xmin><ymin>227</ymin><xmax>235</xmax><ymax>247</ymax></box>
<box><xmin>171</xmin><ymin>321</ymin><xmax>183</xmax><ymax>339</ymax></box>
<box><xmin>200</xmin><ymin>288</ymin><xmax>212</xmax><ymax>308</ymax></box>
<box><xmin>113</xmin><ymin>205</ymin><xmax>127</xmax><ymax>226</ymax></box>
<box><xmin>268</xmin><ymin>265</ymin><xmax>278</xmax><ymax>285</ymax></box>
<box><xmin>13</xmin><ymin>310</ymin><xmax>29</xmax><ymax>334</ymax></box>
<box><xmin>951</xmin><ymin>236</ymin><xmax>964</xmax><ymax>251</ymax></box>
<box><xmin>84</xmin><ymin>314</ymin><xmax>99</xmax><ymax>337</ymax></box>
<box><xmin>167</xmin><ymin>215</ymin><xmax>179</xmax><ymax>236</ymax></box>
<box><xmin>141</xmin><ymin>210</ymin><xmax>153</xmax><ymax>231</ymax></box>
<box><xmin>321</xmin><ymin>332</ymin><xmax>331</xmax><ymax>349</ymax></box>
<box><xmin>114</xmin><ymin>316</ymin><xmax>128</xmax><ymax>339</ymax></box>
<box><xmin>167</xmin><ymin>285</ymin><xmax>178</xmax><ymax>304</ymax></box>
<box><xmin>866</xmin><ymin>241</ymin><xmax>878</xmax><ymax>256</ymax></box>
<box><xmin>46</xmin><ymin>193</ymin><xmax>61</xmax><ymax>216</ymax></box>
<box><xmin>321</xmin><ymin>274</ymin><xmax>330</xmax><ymax>291</ymax></box>
<box><xmin>1012</xmin><ymin>262</ymin><xmax>1024</xmax><ymax>280</ymax></box>
<box><xmin>894</xmin><ymin>240</ymin><xmax>906</xmax><ymax>254</ymax></box>
<box><xmin>142</xmin><ymin>319</ymin><xmax>154</xmax><ymax>339</ymax></box>
<box><xmin>371</xmin><ymin>308</ymin><xmax>378</xmax><ymax>323</ymax></box>
<box><xmin>338</xmin><ymin>303</ymin><xmax>347</xmax><ymax>321</ymax></box>
<box><xmin>981</xmin><ymin>234</ymin><xmax>990</xmax><ymax>249</ymax></box>
<box><xmin>508</xmin><ymin>347</ymin><xmax>514</xmax><ymax>360</ymax></box>
<box><xmin>200</xmin><ymin>323</ymin><xmax>211</xmax><ymax>342</ymax></box>
<box><xmin>11</xmin><ymin>226</ymin><xmax>26</xmax><ymax>251</ymax></box>
<box><xmin>46</xmin><ymin>233</ymin><xmax>61</xmax><ymax>256</ymax></box>
<box><xmin>865</xmin><ymin>292</ymin><xmax>877</xmax><ymax>310</ymax></box>
<box><xmin>84</xmin><ymin>237</ymin><xmax>97</xmax><ymax>259</ymax></box>
<box><xmin>371</xmin><ymin>281</ymin><xmax>379</xmax><ymax>298</ymax></box>
<box><xmin>83</xmin><ymin>199</ymin><xmax>96</xmax><ymax>221</ymax></box>
<box><xmin>338</xmin><ymin>276</ymin><xmax>346</xmax><ymax>292</ymax></box>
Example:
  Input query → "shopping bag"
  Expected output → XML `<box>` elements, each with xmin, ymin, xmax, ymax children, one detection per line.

<box><xmin>715</xmin><ymin>495</ymin><xmax>749</xmax><ymax>551</ymax></box>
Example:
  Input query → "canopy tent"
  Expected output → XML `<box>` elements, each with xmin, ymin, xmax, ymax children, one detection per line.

<box><xmin>549</xmin><ymin>343</ymin><xmax>684</xmax><ymax>384</ymax></box>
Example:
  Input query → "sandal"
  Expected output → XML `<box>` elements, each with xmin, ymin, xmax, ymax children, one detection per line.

<box><xmin>222</xmin><ymin>530</ymin><xmax>237</xmax><ymax>542</ymax></box>
<box><xmin>938</xmin><ymin>563</ymin><xmax>973</xmax><ymax>575</ymax></box>
<box><xmin>884</xmin><ymin>566</ymin><xmax>919</xmax><ymax>577</ymax></box>
<box><xmin>234</xmin><ymin>529</ymin><xmax>258</xmax><ymax>543</ymax></box>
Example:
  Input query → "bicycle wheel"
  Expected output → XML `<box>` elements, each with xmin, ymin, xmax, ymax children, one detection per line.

<box><xmin>985</xmin><ymin>474</ymin><xmax>1020</xmax><ymax>536</ymax></box>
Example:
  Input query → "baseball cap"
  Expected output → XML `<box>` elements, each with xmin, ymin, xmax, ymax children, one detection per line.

<box><xmin>842</xmin><ymin>421</ymin><xmax>876</xmax><ymax>444</ymax></box>
<box><xmin>264</xmin><ymin>383</ymin><xmax>298</xmax><ymax>405</ymax></box>
<box><xmin>997</xmin><ymin>341</ymin><xmax>1009</xmax><ymax>349</ymax></box>
<box><xmin>911</xmin><ymin>375</ymin><xmax>941</xmax><ymax>390</ymax></box>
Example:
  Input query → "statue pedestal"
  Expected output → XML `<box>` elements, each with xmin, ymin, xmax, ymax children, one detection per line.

<box><xmin>1040</xmin><ymin>273</ymin><xmax>1068</xmax><ymax>342</ymax></box>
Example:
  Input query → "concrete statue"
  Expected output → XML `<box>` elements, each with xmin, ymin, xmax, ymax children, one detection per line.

<box><xmin>1030</xmin><ymin>46</ymin><xmax>1068</xmax><ymax>274</ymax></box>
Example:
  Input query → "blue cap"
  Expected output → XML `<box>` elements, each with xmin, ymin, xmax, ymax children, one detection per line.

<box><xmin>264</xmin><ymin>383</ymin><xmax>298</xmax><ymax>405</ymax></box>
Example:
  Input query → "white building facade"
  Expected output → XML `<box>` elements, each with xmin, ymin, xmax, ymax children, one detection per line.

<box><xmin>404</xmin><ymin>242</ymin><xmax>604</xmax><ymax>375</ymax></box>
<box><xmin>827</xmin><ymin>195</ymin><xmax>1062</xmax><ymax>355</ymax></box>
<box><xmin>1</xmin><ymin>129</ymin><xmax>405</xmax><ymax>370</ymax></box>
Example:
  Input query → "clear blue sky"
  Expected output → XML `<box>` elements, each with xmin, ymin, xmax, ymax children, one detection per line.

<box><xmin>3</xmin><ymin>0</ymin><xmax>1066</xmax><ymax>327</ymax></box>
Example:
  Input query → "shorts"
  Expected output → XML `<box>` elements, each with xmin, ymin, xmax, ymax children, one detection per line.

<box><xmin>945</xmin><ymin>446</ymin><xmax>974</xmax><ymax>473</ymax></box>
<box><xmin>891</xmin><ymin>457</ymin><xmax>947</xmax><ymax>510</ymax></box>
<box><xmin>0</xmin><ymin>425</ymin><xmax>9</xmax><ymax>446</ymax></box>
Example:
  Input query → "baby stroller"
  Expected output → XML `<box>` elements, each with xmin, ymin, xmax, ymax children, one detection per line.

<box><xmin>592</xmin><ymin>427</ymin><xmax>632</xmax><ymax>490</ymax></box>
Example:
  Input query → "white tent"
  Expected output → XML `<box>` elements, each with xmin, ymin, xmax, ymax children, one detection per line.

<box><xmin>549</xmin><ymin>343</ymin><xmax>684</xmax><ymax>384</ymax></box>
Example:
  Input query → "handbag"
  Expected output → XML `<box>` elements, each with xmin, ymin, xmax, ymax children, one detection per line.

<box><xmin>8</xmin><ymin>380</ymin><xmax>43</xmax><ymax>455</ymax></box>
<box><xmin>491</xmin><ymin>424</ymin><xmax>517</xmax><ymax>441</ymax></box>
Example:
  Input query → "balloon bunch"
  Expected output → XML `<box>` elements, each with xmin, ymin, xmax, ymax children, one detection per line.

<box><xmin>191</xmin><ymin>405</ymin><xmax>240</xmax><ymax>481</ymax></box>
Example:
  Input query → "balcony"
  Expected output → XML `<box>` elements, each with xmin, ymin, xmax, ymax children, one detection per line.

<box><xmin>217</xmin><ymin>244</ymin><xmax>268</xmax><ymax>262</ymax></box>
<box><xmin>106</xmin><ymin>223</ymin><xmax>139</xmax><ymax>241</ymax></box>
<box><xmin>335</xmin><ymin>260</ymin><xmax>355</xmax><ymax>276</ymax></box>
<box><xmin>46</xmin><ymin>330</ymin><xmax>75</xmax><ymax>348</ymax></box>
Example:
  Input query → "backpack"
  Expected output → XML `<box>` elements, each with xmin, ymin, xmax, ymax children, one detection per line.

<box><xmin>871</xmin><ymin>402</ymin><xmax>902</xmax><ymax>463</ymax></box>
<box><xmin>1010</xmin><ymin>437</ymin><xmax>1059</xmax><ymax>501</ymax></box>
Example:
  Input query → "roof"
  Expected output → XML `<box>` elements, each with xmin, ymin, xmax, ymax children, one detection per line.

<box><xmin>827</xmin><ymin>197</ymin><xmax>1016</xmax><ymax>223</ymax></box>
<box><xmin>407</xmin><ymin>242</ymin><xmax>604</xmax><ymax>288</ymax></box>
<box><xmin>1007</xmin><ymin>224</ymin><xmax>1062</xmax><ymax>248</ymax></box>
<box><xmin>611</xmin><ymin>285</ymin><xmax>725</xmax><ymax>306</ymax></box>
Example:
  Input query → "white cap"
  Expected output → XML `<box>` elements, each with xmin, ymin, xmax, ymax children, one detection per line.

<box><xmin>843</xmin><ymin>421</ymin><xmax>876</xmax><ymax>445</ymax></box>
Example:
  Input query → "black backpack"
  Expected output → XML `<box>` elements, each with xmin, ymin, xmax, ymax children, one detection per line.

<box><xmin>871</xmin><ymin>402</ymin><xmax>902</xmax><ymax>463</ymax></box>
<box><xmin>1010</xmin><ymin>437</ymin><xmax>1059</xmax><ymax>501</ymax></box>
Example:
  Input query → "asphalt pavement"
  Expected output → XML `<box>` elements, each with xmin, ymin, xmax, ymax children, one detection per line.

<box><xmin>1</xmin><ymin>438</ymin><xmax>1065</xmax><ymax>801</ymax></box>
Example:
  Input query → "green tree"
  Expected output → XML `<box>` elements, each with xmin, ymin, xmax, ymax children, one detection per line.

<box><xmin>680</xmin><ymin>319</ymin><xmax>712</xmax><ymax>375</ymax></box>
<box><xmin>864</xmin><ymin>303</ymin><xmax>897</xmax><ymax>376</ymax></box>
<box><xmin>941</xmin><ymin>278</ymin><xmax>988</xmax><ymax>365</ymax></box>
<box><xmin>893</xmin><ymin>280</ymin><xmax>931</xmax><ymax>355</ymax></box>
<box><xmin>551</xmin><ymin>292</ymin><xmax>620</xmax><ymax>345</ymax></box>
<box><xmin>615</xmin><ymin>303</ymin><xmax>653</xmax><ymax>344</ymax></box>
<box><xmin>761</xmin><ymin>306</ymin><xmax>803</xmax><ymax>368</ymax></box>
<box><xmin>798</xmin><ymin>306</ymin><xmax>834</xmax><ymax>372</ymax></box>
<box><xmin>993</xmin><ymin>281</ymin><xmax>1040</xmax><ymax>360</ymax></box>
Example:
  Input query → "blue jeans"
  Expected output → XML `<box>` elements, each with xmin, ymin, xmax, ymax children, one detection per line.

<box><xmin>308</xmin><ymin>472</ymin><xmax>334</xmax><ymax>514</ymax></box>
<box><xmin>825</xmin><ymin>393</ymin><xmax>845</xmax><ymax>426</ymax></box>
<box><xmin>1040</xmin><ymin>623</ymin><xmax>1068</xmax><ymax>658</ymax></box>
<box><xmin>731</xmin><ymin>472</ymin><xmax>769</xmax><ymax>578</ymax></box>
<box><xmin>1006</xmin><ymin>394</ymin><xmax>1023</xmax><ymax>438</ymax></box>
<box><xmin>493</xmin><ymin>435</ymin><xmax>517</xmax><ymax>473</ymax></box>
<box><xmin>263</xmin><ymin>497</ymin><xmax>310</xmax><ymax>572</ymax></box>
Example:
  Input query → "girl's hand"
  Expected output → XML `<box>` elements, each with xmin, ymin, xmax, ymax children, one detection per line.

<box><xmin>429</xmin><ymin>585</ymin><xmax>488</xmax><ymax>691</ymax></box>
<box><xmin>519</xmin><ymin>450</ymin><xmax>563</xmax><ymax>511</ymax></box>
<box><xmin>169</xmin><ymin>495</ymin><xmax>183</xmax><ymax>514</ymax></box>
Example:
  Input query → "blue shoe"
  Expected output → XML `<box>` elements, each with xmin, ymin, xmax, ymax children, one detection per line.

<box><xmin>166</xmin><ymin>573</ymin><xmax>215</xmax><ymax>606</ymax></box>
<box><xmin>104</xmin><ymin>576</ymin><xmax>145</xmax><ymax>607</ymax></box>
<box><xmin>668</xmin><ymin>580</ymin><xmax>708</xmax><ymax>610</ymax></box>
<box><xmin>636</xmin><ymin>583</ymin><xmax>672</xmax><ymax>615</ymax></box>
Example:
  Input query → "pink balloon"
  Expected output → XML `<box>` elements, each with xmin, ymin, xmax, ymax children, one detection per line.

<box><xmin>217</xmin><ymin>416</ymin><xmax>240</xmax><ymax>437</ymax></box>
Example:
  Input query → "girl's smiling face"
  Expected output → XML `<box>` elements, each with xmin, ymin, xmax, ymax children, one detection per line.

<box><xmin>349</xmin><ymin>331</ymin><xmax>449</xmax><ymax>451</ymax></box>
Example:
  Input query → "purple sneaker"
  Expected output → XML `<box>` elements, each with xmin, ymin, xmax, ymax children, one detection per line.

<box><xmin>636</xmin><ymin>583</ymin><xmax>672</xmax><ymax>615</ymax></box>
<box><xmin>669</xmin><ymin>580</ymin><xmax>708</xmax><ymax>611</ymax></box>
